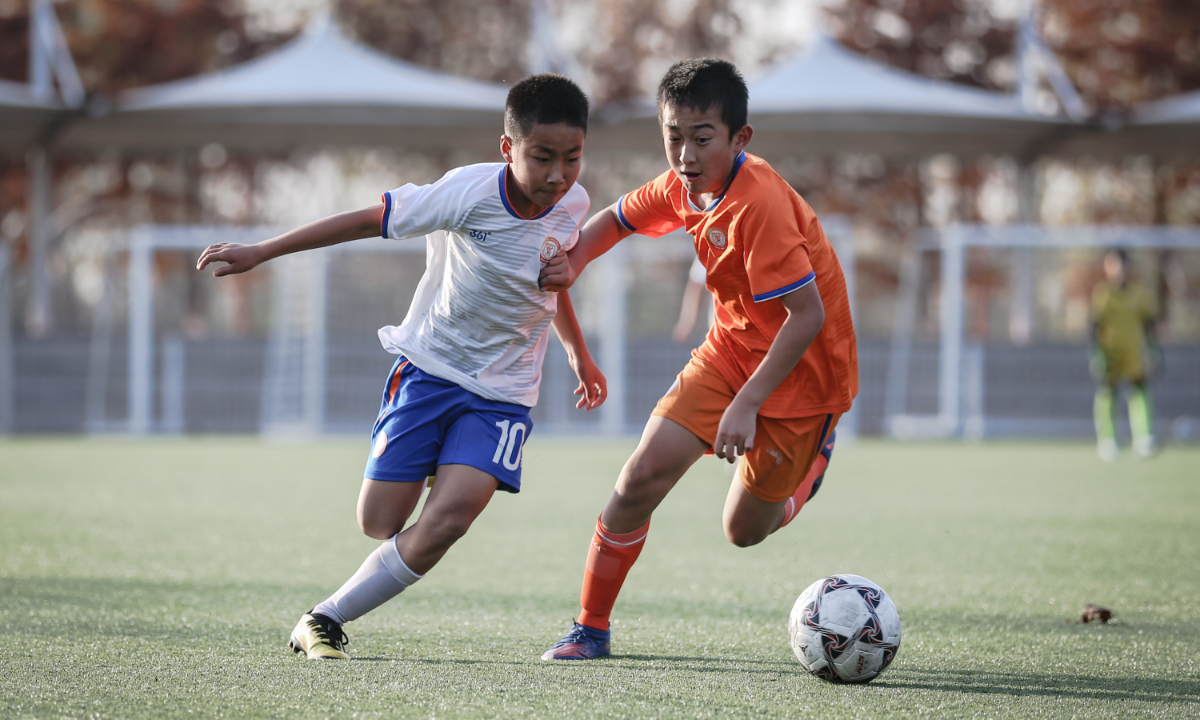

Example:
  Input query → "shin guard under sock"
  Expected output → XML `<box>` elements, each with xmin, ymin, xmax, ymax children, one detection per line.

<box><xmin>312</xmin><ymin>535</ymin><xmax>423</xmax><ymax>625</ymax></box>
<box><xmin>577</xmin><ymin>517</ymin><xmax>650</xmax><ymax>631</ymax></box>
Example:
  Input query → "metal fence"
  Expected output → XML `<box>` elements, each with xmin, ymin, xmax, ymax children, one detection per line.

<box><xmin>2</xmin><ymin>223</ymin><xmax>1199</xmax><ymax>442</ymax></box>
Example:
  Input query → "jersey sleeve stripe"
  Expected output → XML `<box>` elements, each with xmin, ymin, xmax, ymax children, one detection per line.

<box><xmin>615</xmin><ymin>194</ymin><xmax>638</xmax><ymax>232</ymax></box>
<box><xmin>752</xmin><ymin>271</ymin><xmax>815</xmax><ymax>303</ymax></box>
<box><xmin>380</xmin><ymin>192</ymin><xmax>393</xmax><ymax>239</ymax></box>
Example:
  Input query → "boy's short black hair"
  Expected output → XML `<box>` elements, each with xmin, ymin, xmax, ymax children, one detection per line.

<box><xmin>504</xmin><ymin>74</ymin><xmax>589</xmax><ymax>143</ymax></box>
<box><xmin>1105</xmin><ymin>247</ymin><xmax>1130</xmax><ymax>265</ymax></box>
<box><xmin>657</xmin><ymin>58</ymin><xmax>748</xmax><ymax>138</ymax></box>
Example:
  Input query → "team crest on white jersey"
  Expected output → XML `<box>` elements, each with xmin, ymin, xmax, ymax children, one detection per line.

<box><xmin>707</xmin><ymin>227</ymin><xmax>728</xmax><ymax>249</ymax></box>
<box><xmin>540</xmin><ymin>237</ymin><xmax>562</xmax><ymax>263</ymax></box>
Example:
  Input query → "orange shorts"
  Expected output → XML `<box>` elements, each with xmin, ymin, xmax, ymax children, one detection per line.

<box><xmin>653</xmin><ymin>356</ymin><xmax>839</xmax><ymax>503</ymax></box>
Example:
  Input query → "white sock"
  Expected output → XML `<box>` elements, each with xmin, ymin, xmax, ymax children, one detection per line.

<box><xmin>312</xmin><ymin>535</ymin><xmax>423</xmax><ymax>625</ymax></box>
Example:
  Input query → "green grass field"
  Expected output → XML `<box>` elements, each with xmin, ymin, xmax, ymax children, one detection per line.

<box><xmin>1</xmin><ymin>437</ymin><xmax>1198</xmax><ymax>718</ymax></box>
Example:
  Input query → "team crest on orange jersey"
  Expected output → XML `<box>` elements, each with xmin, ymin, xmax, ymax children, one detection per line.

<box><xmin>540</xmin><ymin>237</ymin><xmax>561</xmax><ymax>263</ymax></box>
<box><xmin>706</xmin><ymin>227</ymin><xmax>727</xmax><ymax>249</ymax></box>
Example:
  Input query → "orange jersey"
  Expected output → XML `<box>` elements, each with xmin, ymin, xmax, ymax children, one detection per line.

<box><xmin>617</xmin><ymin>152</ymin><xmax>857</xmax><ymax>418</ymax></box>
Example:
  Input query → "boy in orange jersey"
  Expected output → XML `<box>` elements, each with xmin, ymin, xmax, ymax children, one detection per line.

<box><xmin>537</xmin><ymin>58</ymin><xmax>857</xmax><ymax>660</ymax></box>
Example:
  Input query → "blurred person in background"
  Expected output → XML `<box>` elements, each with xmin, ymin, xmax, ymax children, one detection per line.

<box><xmin>1090</xmin><ymin>248</ymin><xmax>1161</xmax><ymax>461</ymax></box>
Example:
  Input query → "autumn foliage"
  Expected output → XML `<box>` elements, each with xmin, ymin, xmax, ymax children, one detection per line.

<box><xmin>0</xmin><ymin>0</ymin><xmax>291</xmax><ymax>95</ymax></box>
<box><xmin>0</xmin><ymin>0</ymin><xmax>1197</xmax><ymax>113</ymax></box>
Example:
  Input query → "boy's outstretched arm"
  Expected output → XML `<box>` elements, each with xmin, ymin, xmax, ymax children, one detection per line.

<box><xmin>551</xmin><ymin>288</ymin><xmax>607</xmax><ymax>410</ymax></box>
<box><xmin>196</xmin><ymin>205</ymin><xmax>385</xmax><ymax>276</ymax></box>
<box><xmin>713</xmin><ymin>282</ymin><xmax>825</xmax><ymax>461</ymax></box>
<box><xmin>539</xmin><ymin>204</ymin><xmax>633</xmax><ymax>292</ymax></box>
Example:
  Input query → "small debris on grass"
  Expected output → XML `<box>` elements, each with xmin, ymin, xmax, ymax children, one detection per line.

<box><xmin>1080</xmin><ymin>604</ymin><xmax>1113</xmax><ymax>624</ymax></box>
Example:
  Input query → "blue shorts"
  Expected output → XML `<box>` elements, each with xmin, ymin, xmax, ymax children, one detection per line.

<box><xmin>363</xmin><ymin>357</ymin><xmax>533</xmax><ymax>493</ymax></box>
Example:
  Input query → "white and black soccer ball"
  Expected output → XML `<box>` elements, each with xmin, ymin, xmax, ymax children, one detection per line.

<box><xmin>788</xmin><ymin>574</ymin><xmax>901</xmax><ymax>683</ymax></box>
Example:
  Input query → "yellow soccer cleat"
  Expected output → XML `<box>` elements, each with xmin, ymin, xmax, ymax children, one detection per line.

<box><xmin>288</xmin><ymin>612</ymin><xmax>350</xmax><ymax>660</ymax></box>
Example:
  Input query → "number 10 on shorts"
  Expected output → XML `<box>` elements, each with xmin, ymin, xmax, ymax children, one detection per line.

<box><xmin>493</xmin><ymin>420</ymin><xmax>527</xmax><ymax>471</ymax></box>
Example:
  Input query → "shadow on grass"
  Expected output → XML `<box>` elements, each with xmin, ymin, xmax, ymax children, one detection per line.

<box><xmin>340</xmin><ymin>654</ymin><xmax>1200</xmax><ymax>708</ymax></box>
<box><xmin>344</xmin><ymin>655</ymin><xmax>794</xmax><ymax>667</ymax></box>
<box><xmin>10</xmin><ymin>575</ymin><xmax>1200</xmax><ymax>710</ymax></box>
<box><xmin>613</xmin><ymin>654</ymin><xmax>799</xmax><ymax>671</ymax></box>
<box><xmin>0</xmin><ymin>576</ymin><xmax>318</xmax><ymax>644</ymax></box>
<box><xmin>875</xmin><ymin>668</ymin><xmax>1200</xmax><ymax>704</ymax></box>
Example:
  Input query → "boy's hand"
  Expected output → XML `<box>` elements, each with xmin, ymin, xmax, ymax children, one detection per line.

<box><xmin>197</xmin><ymin>243</ymin><xmax>264</xmax><ymax>277</ymax></box>
<box><xmin>714</xmin><ymin>398</ymin><xmax>758</xmax><ymax>463</ymax></box>
<box><xmin>539</xmin><ymin>250</ymin><xmax>578</xmax><ymax>292</ymax></box>
<box><xmin>570</xmin><ymin>354</ymin><xmax>607</xmax><ymax>410</ymax></box>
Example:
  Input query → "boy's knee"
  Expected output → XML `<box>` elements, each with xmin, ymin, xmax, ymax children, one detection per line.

<box><xmin>359</xmin><ymin>517</ymin><xmax>397</xmax><ymax>541</ymax></box>
<box><xmin>623</xmin><ymin>457</ymin><xmax>679</xmax><ymax>496</ymax></box>
<box><xmin>720</xmin><ymin>525</ymin><xmax>768</xmax><ymax>549</ymax></box>
<box><xmin>358</xmin><ymin>506</ymin><xmax>403</xmax><ymax>540</ymax></box>
<box><xmin>723</xmin><ymin>520</ymin><xmax>768</xmax><ymax>548</ymax></box>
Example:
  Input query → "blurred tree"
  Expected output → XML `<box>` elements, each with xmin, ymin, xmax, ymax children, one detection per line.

<box><xmin>536</xmin><ymin>0</ymin><xmax>739</xmax><ymax>106</ymax></box>
<box><xmin>0</xmin><ymin>1</ymin><xmax>27</xmax><ymax>83</ymax></box>
<box><xmin>336</xmin><ymin>0</ymin><xmax>533</xmax><ymax>85</ymax></box>
<box><xmin>335</xmin><ymin>0</ymin><xmax>744</xmax><ymax>106</ymax></box>
<box><xmin>0</xmin><ymin>0</ymin><xmax>292</xmax><ymax>94</ymax></box>
<box><xmin>824</xmin><ymin>0</ymin><xmax>1018</xmax><ymax>92</ymax></box>
<box><xmin>826</xmin><ymin>0</ymin><xmax>1200</xmax><ymax>112</ymax></box>
<box><xmin>1041</xmin><ymin>0</ymin><xmax>1200</xmax><ymax>111</ymax></box>
<box><xmin>588</xmin><ymin>0</ymin><xmax>742</xmax><ymax>105</ymax></box>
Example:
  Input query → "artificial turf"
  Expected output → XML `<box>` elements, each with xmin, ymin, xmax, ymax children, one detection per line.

<box><xmin>1</xmin><ymin>437</ymin><xmax>1197</xmax><ymax>718</ymax></box>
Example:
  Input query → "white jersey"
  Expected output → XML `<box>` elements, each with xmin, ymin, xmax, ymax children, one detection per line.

<box><xmin>377</xmin><ymin>163</ymin><xmax>589</xmax><ymax>407</ymax></box>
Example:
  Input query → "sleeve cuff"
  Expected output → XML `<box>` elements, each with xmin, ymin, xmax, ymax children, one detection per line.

<box><xmin>752</xmin><ymin>272</ymin><xmax>815</xmax><ymax>303</ymax></box>
<box><xmin>615</xmin><ymin>194</ymin><xmax>637</xmax><ymax>232</ymax></box>
<box><xmin>380</xmin><ymin>192</ymin><xmax>393</xmax><ymax>239</ymax></box>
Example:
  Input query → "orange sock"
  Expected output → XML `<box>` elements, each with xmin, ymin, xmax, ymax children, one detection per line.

<box><xmin>577</xmin><ymin>517</ymin><xmax>650</xmax><ymax>631</ymax></box>
<box><xmin>778</xmin><ymin>450</ymin><xmax>829</xmax><ymax>530</ymax></box>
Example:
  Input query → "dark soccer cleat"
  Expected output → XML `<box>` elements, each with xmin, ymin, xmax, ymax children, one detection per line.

<box><xmin>541</xmin><ymin>621</ymin><xmax>611</xmax><ymax>660</ymax></box>
<box><xmin>288</xmin><ymin>612</ymin><xmax>350</xmax><ymax>660</ymax></box>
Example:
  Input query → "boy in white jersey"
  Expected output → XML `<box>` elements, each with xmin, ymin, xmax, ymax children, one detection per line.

<box><xmin>196</xmin><ymin>75</ymin><xmax>603</xmax><ymax>660</ymax></box>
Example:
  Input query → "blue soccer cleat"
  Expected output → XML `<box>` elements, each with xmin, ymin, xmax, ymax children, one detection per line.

<box><xmin>541</xmin><ymin>621</ymin><xmax>611</xmax><ymax>660</ymax></box>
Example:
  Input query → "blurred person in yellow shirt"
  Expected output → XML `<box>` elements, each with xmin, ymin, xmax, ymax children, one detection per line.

<box><xmin>1090</xmin><ymin>248</ymin><xmax>1160</xmax><ymax>461</ymax></box>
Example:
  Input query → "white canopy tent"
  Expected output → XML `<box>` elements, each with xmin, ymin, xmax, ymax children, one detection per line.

<box><xmin>1</xmin><ymin>0</ymin><xmax>83</xmax><ymax>152</ymax></box>
<box><xmin>745</xmin><ymin>36</ymin><xmax>1071</xmax><ymax>158</ymax></box>
<box><xmin>0</xmin><ymin>79</ymin><xmax>68</xmax><ymax>151</ymax></box>
<box><xmin>66</xmin><ymin>17</ymin><xmax>512</xmax><ymax>152</ymax></box>
<box><xmin>592</xmin><ymin>36</ymin><xmax>1072</xmax><ymax>158</ymax></box>
<box><xmin>1045</xmin><ymin>88</ymin><xmax>1200</xmax><ymax>160</ymax></box>
<box><xmin>1109</xmin><ymin>90</ymin><xmax>1200</xmax><ymax>159</ymax></box>
<box><xmin>1133</xmin><ymin>89</ymin><xmax>1200</xmax><ymax>126</ymax></box>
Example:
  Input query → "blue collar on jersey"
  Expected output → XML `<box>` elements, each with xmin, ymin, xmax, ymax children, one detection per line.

<box><xmin>499</xmin><ymin>166</ymin><xmax>556</xmax><ymax>221</ymax></box>
<box><xmin>686</xmin><ymin>151</ymin><xmax>747</xmax><ymax>213</ymax></box>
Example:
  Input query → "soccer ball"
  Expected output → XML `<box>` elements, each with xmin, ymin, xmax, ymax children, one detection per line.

<box><xmin>788</xmin><ymin>574</ymin><xmax>901</xmax><ymax>683</ymax></box>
